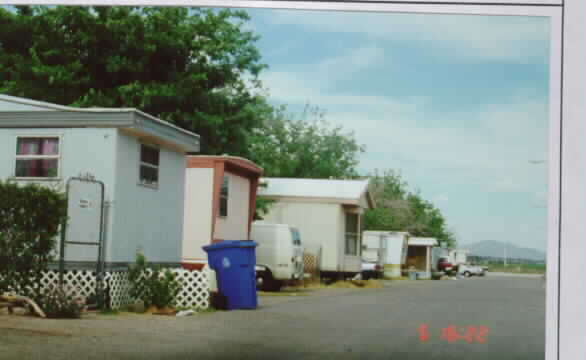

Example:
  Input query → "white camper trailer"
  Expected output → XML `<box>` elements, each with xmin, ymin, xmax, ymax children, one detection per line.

<box><xmin>362</xmin><ymin>231</ymin><xmax>409</xmax><ymax>278</ymax></box>
<box><xmin>449</xmin><ymin>249</ymin><xmax>469</xmax><ymax>265</ymax></box>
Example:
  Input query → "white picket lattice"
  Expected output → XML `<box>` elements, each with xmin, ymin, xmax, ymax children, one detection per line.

<box><xmin>172</xmin><ymin>267</ymin><xmax>210</xmax><ymax>310</ymax></box>
<box><xmin>104</xmin><ymin>271</ymin><xmax>132</xmax><ymax>309</ymax></box>
<box><xmin>28</xmin><ymin>267</ymin><xmax>210</xmax><ymax>310</ymax></box>
<box><xmin>40</xmin><ymin>270</ymin><xmax>100</xmax><ymax>299</ymax></box>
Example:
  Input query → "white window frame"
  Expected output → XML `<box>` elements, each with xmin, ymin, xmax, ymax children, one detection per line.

<box><xmin>13</xmin><ymin>135</ymin><xmax>62</xmax><ymax>180</ymax></box>
<box><xmin>138</xmin><ymin>143</ymin><xmax>160</xmax><ymax>189</ymax></box>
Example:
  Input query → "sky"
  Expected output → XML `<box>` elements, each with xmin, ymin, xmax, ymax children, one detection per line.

<box><xmin>243</xmin><ymin>9</ymin><xmax>551</xmax><ymax>252</ymax></box>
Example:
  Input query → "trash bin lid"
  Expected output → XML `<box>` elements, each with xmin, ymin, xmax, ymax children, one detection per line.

<box><xmin>203</xmin><ymin>240</ymin><xmax>258</xmax><ymax>252</ymax></box>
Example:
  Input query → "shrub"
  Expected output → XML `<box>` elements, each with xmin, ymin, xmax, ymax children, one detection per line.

<box><xmin>128</xmin><ymin>253</ymin><xmax>182</xmax><ymax>309</ymax></box>
<box><xmin>0</xmin><ymin>181</ymin><xmax>67</xmax><ymax>298</ymax></box>
<box><xmin>36</xmin><ymin>285</ymin><xmax>86</xmax><ymax>318</ymax></box>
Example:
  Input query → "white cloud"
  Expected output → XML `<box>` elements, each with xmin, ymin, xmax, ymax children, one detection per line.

<box><xmin>265</xmin><ymin>11</ymin><xmax>550</xmax><ymax>63</ymax></box>
<box><xmin>261</xmin><ymin>63</ymin><xmax>549</xmax><ymax>194</ymax></box>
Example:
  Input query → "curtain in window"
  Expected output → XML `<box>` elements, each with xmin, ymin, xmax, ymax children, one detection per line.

<box><xmin>16</xmin><ymin>138</ymin><xmax>59</xmax><ymax>177</ymax></box>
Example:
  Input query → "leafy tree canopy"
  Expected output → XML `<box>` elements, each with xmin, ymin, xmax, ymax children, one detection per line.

<box><xmin>365</xmin><ymin>169</ymin><xmax>457</xmax><ymax>248</ymax></box>
<box><xmin>247</xmin><ymin>103</ymin><xmax>365</xmax><ymax>179</ymax></box>
<box><xmin>0</xmin><ymin>5</ymin><xmax>267</xmax><ymax>155</ymax></box>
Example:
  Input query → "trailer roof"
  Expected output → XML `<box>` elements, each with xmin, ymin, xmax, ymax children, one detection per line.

<box><xmin>259</xmin><ymin>177</ymin><xmax>374</xmax><ymax>207</ymax></box>
<box><xmin>408</xmin><ymin>237</ymin><xmax>438</xmax><ymax>246</ymax></box>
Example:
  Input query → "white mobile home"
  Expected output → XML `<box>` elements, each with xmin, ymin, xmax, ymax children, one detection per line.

<box><xmin>362</xmin><ymin>231</ymin><xmax>410</xmax><ymax>278</ymax></box>
<box><xmin>0</xmin><ymin>94</ymin><xmax>200</xmax><ymax>269</ymax></box>
<box><xmin>258</xmin><ymin>178</ymin><xmax>374</xmax><ymax>278</ymax></box>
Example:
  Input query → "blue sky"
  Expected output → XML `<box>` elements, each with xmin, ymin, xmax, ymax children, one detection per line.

<box><xmin>243</xmin><ymin>9</ymin><xmax>551</xmax><ymax>252</ymax></box>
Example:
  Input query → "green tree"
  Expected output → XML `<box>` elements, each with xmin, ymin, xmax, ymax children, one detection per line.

<box><xmin>0</xmin><ymin>5</ymin><xmax>267</xmax><ymax>155</ymax></box>
<box><xmin>247</xmin><ymin>103</ymin><xmax>365</xmax><ymax>179</ymax></box>
<box><xmin>364</xmin><ymin>169</ymin><xmax>456</xmax><ymax>248</ymax></box>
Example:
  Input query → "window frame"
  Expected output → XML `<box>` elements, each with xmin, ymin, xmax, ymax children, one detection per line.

<box><xmin>13</xmin><ymin>135</ymin><xmax>62</xmax><ymax>180</ymax></box>
<box><xmin>219</xmin><ymin>174</ymin><xmax>229</xmax><ymax>218</ymax></box>
<box><xmin>138</xmin><ymin>143</ymin><xmax>160</xmax><ymax>189</ymax></box>
<box><xmin>344</xmin><ymin>212</ymin><xmax>360</xmax><ymax>256</ymax></box>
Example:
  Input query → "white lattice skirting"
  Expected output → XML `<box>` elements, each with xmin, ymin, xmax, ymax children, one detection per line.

<box><xmin>35</xmin><ymin>267</ymin><xmax>210</xmax><ymax>310</ymax></box>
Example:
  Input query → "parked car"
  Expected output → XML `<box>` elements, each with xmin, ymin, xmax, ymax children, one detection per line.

<box><xmin>361</xmin><ymin>260</ymin><xmax>383</xmax><ymax>280</ymax></box>
<box><xmin>252</xmin><ymin>222</ymin><xmax>305</xmax><ymax>292</ymax></box>
<box><xmin>457</xmin><ymin>264</ymin><xmax>486</xmax><ymax>277</ymax></box>
<box><xmin>437</xmin><ymin>257</ymin><xmax>455</xmax><ymax>274</ymax></box>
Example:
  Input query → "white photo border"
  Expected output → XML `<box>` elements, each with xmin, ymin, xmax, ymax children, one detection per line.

<box><xmin>4</xmin><ymin>1</ymin><xmax>583</xmax><ymax>359</ymax></box>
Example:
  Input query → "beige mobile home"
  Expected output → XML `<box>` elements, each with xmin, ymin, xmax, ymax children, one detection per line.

<box><xmin>258</xmin><ymin>178</ymin><xmax>374</xmax><ymax>278</ymax></box>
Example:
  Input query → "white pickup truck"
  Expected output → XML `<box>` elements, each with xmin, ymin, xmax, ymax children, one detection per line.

<box><xmin>251</xmin><ymin>222</ymin><xmax>305</xmax><ymax>291</ymax></box>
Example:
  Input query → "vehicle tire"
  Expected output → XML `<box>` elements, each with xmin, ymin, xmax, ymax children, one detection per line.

<box><xmin>463</xmin><ymin>271</ymin><xmax>472</xmax><ymax>278</ymax></box>
<box><xmin>256</xmin><ymin>271</ymin><xmax>268</xmax><ymax>290</ymax></box>
<box><xmin>257</xmin><ymin>271</ymin><xmax>282</xmax><ymax>292</ymax></box>
<box><xmin>265</xmin><ymin>278</ymin><xmax>282</xmax><ymax>292</ymax></box>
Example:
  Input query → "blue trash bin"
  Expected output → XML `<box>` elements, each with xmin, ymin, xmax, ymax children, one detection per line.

<box><xmin>203</xmin><ymin>240</ymin><xmax>258</xmax><ymax>310</ymax></box>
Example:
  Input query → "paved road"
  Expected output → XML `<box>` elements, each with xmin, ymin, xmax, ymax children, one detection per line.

<box><xmin>0</xmin><ymin>274</ymin><xmax>545</xmax><ymax>360</ymax></box>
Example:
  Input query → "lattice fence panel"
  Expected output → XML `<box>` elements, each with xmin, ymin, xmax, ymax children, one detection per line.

<box><xmin>303</xmin><ymin>250</ymin><xmax>321</xmax><ymax>278</ymax></box>
<box><xmin>30</xmin><ymin>267</ymin><xmax>210</xmax><ymax>310</ymax></box>
<box><xmin>40</xmin><ymin>270</ymin><xmax>102</xmax><ymax>299</ymax></box>
<box><xmin>172</xmin><ymin>267</ymin><xmax>210</xmax><ymax>310</ymax></box>
<box><xmin>104</xmin><ymin>271</ymin><xmax>132</xmax><ymax>309</ymax></box>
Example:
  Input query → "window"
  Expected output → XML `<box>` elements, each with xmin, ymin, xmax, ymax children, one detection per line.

<box><xmin>345</xmin><ymin>213</ymin><xmax>359</xmax><ymax>255</ymax></box>
<box><xmin>219</xmin><ymin>175</ymin><xmax>229</xmax><ymax>217</ymax></box>
<box><xmin>139</xmin><ymin>144</ymin><xmax>159</xmax><ymax>187</ymax></box>
<box><xmin>15</xmin><ymin>137</ymin><xmax>60</xmax><ymax>178</ymax></box>
<box><xmin>290</xmin><ymin>228</ymin><xmax>302</xmax><ymax>246</ymax></box>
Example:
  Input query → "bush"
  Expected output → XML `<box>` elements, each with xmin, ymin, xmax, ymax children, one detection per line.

<box><xmin>36</xmin><ymin>285</ymin><xmax>86</xmax><ymax>318</ymax></box>
<box><xmin>128</xmin><ymin>253</ymin><xmax>182</xmax><ymax>309</ymax></box>
<box><xmin>0</xmin><ymin>181</ymin><xmax>67</xmax><ymax>298</ymax></box>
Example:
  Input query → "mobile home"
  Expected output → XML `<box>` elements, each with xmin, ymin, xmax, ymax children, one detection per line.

<box><xmin>0</xmin><ymin>94</ymin><xmax>200</xmax><ymax>268</ymax></box>
<box><xmin>182</xmin><ymin>155</ymin><xmax>262</xmax><ymax>270</ymax></box>
<box><xmin>404</xmin><ymin>237</ymin><xmax>438</xmax><ymax>279</ymax></box>
<box><xmin>258</xmin><ymin>178</ymin><xmax>374</xmax><ymax>278</ymax></box>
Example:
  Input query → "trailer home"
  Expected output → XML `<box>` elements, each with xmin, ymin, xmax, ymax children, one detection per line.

<box><xmin>258</xmin><ymin>178</ymin><xmax>374</xmax><ymax>278</ymax></box>
<box><xmin>404</xmin><ymin>237</ymin><xmax>438</xmax><ymax>279</ymax></box>
<box><xmin>0</xmin><ymin>94</ymin><xmax>200</xmax><ymax>268</ymax></box>
<box><xmin>182</xmin><ymin>155</ymin><xmax>262</xmax><ymax>270</ymax></box>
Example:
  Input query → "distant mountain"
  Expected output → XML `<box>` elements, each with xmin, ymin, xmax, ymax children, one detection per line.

<box><xmin>460</xmin><ymin>240</ymin><xmax>546</xmax><ymax>261</ymax></box>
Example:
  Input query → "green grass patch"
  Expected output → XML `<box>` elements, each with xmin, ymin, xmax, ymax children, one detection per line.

<box><xmin>99</xmin><ymin>308</ymin><xmax>122</xmax><ymax>315</ymax></box>
<box><xmin>486</xmin><ymin>263</ymin><xmax>546</xmax><ymax>274</ymax></box>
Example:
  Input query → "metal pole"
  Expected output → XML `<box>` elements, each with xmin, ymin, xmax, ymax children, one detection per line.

<box><xmin>96</xmin><ymin>181</ymin><xmax>106</xmax><ymax>310</ymax></box>
<box><xmin>59</xmin><ymin>178</ymin><xmax>73</xmax><ymax>287</ymax></box>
